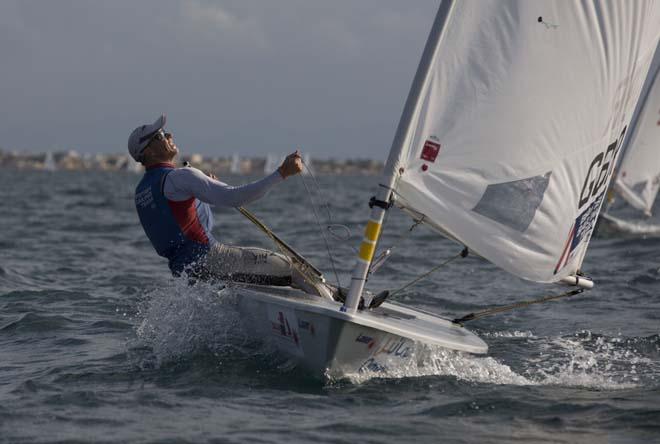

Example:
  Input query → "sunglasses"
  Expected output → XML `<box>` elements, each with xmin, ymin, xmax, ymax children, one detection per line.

<box><xmin>140</xmin><ymin>129</ymin><xmax>172</xmax><ymax>146</ymax></box>
<box><xmin>154</xmin><ymin>130</ymin><xmax>173</xmax><ymax>141</ymax></box>
<box><xmin>138</xmin><ymin>130</ymin><xmax>173</xmax><ymax>160</ymax></box>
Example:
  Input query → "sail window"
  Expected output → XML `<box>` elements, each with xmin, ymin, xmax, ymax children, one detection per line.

<box><xmin>472</xmin><ymin>172</ymin><xmax>552</xmax><ymax>232</ymax></box>
<box><xmin>631</xmin><ymin>180</ymin><xmax>648</xmax><ymax>195</ymax></box>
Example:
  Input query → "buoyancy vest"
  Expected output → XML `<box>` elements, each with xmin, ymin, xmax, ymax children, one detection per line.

<box><xmin>135</xmin><ymin>164</ymin><xmax>214</xmax><ymax>274</ymax></box>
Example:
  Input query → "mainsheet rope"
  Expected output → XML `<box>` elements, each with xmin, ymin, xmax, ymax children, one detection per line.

<box><xmin>298</xmin><ymin>157</ymin><xmax>351</xmax><ymax>289</ymax></box>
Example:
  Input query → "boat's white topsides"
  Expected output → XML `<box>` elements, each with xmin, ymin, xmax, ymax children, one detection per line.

<box><xmin>234</xmin><ymin>284</ymin><xmax>488</xmax><ymax>354</ymax></box>
<box><xmin>600</xmin><ymin>212</ymin><xmax>660</xmax><ymax>236</ymax></box>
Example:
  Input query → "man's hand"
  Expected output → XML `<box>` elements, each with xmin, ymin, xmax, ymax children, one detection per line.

<box><xmin>278</xmin><ymin>150</ymin><xmax>303</xmax><ymax>179</ymax></box>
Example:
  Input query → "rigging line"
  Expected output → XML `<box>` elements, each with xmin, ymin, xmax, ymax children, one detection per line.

<box><xmin>300</xmin><ymin>157</ymin><xmax>353</xmax><ymax>242</ymax></box>
<box><xmin>298</xmin><ymin>159</ymin><xmax>343</xmax><ymax>288</ymax></box>
<box><xmin>389</xmin><ymin>247</ymin><xmax>467</xmax><ymax>297</ymax></box>
<box><xmin>452</xmin><ymin>288</ymin><xmax>585</xmax><ymax>325</ymax></box>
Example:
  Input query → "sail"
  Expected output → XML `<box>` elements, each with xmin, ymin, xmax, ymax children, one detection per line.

<box><xmin>386</xmin><ymin>1</ymin><xmax>660</xmax><ymax>283</ymax></box>
<box><xmin>43</xmin><ymin>151</ymin><xmax>56</xmax><ymax>171</ymax></box>
<box><xmin>230</xmin><ymin>153</ymin><xmax>241</xmax><ymax>174</ymax></box>
<box><xmin>264</xmin><ymin>154</ymin><xmax>279</xmax><ymax>174</ymax></box>
<box><xmin>302</xmin><ymin>153</ymin><xmax>313</xmax><ymax>176</ymax></box>
<box><xmin>614</xmin><ymin>46</ymin><xmax>660</xmax><ymax>216</ymax></box>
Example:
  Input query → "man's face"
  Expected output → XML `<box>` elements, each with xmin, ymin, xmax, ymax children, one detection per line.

<box><xmin>144</xmin><ymin>131</ymin><xmax>178</xmax><ymax>160</ymax></box>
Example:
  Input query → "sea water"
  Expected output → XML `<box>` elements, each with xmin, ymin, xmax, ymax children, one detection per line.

<box><xmin>1</xmin><ymin>169</ymin><xmax>659</xmax><ymax>443</ymax></box>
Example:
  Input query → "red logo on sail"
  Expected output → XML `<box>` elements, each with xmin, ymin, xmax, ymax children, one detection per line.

<box><xmin>421</xmin><ymin>140</ymin><xmax>441</xmax><ymax>162</ymax></box>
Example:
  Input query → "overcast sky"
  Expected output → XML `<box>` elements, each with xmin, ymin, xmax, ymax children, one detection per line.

<box><xmin>0</xmin><ymin>0</ymin><xmax>440</xmax><ymax>158</ymax></box>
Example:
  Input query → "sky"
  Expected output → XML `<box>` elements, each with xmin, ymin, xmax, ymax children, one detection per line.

<box><xmin>0</xmin><ymin>0</ymin><xmax>439</xmax><ymax>159</ymax></box>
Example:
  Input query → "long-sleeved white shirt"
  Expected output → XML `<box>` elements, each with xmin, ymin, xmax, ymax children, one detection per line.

<box><xmin>163</xmin><ymin>166</ymin><xmax>283</xmax><ymax>206</ymax></box>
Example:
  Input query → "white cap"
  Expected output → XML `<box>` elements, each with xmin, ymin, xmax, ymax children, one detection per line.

<box><xmin>127</xmin><ymin>114</ymin><xmax>166</xmax><ymax>161</ymax></box>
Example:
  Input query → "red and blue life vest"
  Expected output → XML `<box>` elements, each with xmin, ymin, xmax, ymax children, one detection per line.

<box><xmin>135</xmin><ymin>164</ymin><xmax>215</xmax><ymax>274</ymax></box>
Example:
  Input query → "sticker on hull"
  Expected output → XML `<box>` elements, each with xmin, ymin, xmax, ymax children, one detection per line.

<box><xmin>267</xmin><ymin>307</ymin><xmax>303</xmax><ymax>357</ymax></box>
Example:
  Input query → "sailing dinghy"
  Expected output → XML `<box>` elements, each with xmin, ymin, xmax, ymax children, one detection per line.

<box><xmin>231</xmin><ymin>1</ymin><xmax>660</xmax><ymax>379</ymax></box>
<box><xmin>598</xmin><ymin>44</ymin><xmax>660</xmax><ymax>236</ymax></box>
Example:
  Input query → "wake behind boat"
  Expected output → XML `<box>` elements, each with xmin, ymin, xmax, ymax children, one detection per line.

<box><xmin>228</xmin><ymin>1</ymin><xmax>660</xmax><ymax>379</ymax></box>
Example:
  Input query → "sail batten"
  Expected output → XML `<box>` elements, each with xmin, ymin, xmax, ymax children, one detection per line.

<box><xmin>387</xmin><ymin>1</ymin><xmax>660</xmax><ymax>283</ymax></box>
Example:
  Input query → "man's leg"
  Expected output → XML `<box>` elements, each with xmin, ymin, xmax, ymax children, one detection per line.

<box><xmin>203</xmin><ymin>244</ymin><xmax>334</xmax><ymax>300</ymax></box>
<box><xmin>203</xmin><ymin>244</ymin><xmax>293</xmax><ymax>286</ymax></box>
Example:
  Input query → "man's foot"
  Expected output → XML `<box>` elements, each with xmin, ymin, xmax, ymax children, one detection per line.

<box><xmin>368</xmin><ymin>290</ymin><xmax>389</xmax><ymax>309</ymax></box>
<box><xmin>333</xmin><ymin>288</ymin><xmax>389</xmax><ymax>310</ymax></box>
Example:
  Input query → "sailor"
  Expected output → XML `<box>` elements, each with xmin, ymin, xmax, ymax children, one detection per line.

<box><xmin>128</xmin><ymin>114</ymin><xmax>305</xmax><ymax>287</ymax></box>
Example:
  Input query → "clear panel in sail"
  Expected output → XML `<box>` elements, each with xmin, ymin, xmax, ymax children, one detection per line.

<box><xmin>390</xmin><ymin>1</ymin><xmax>660</xmax><ymax>283</ymax></box>
<box><xmin>615</xmin><ymin>46</ymin><xmax>660</xmax><ymax>216</ymax></box>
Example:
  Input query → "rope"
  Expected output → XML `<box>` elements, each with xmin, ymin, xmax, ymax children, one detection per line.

<box><xmin>389</xmin><ymin>247</ymin><xmax>468</xmax><ymax>297</ymax></box>
<box><xmin>236</xmin><ymin>207</ymin><xmax>323</xmax><ymax>279</ymax></box>
<box><xmin>298</xmin><ymin>157</ymin><xmax>345</xmax><ymax>288</ymax></box>
<box><xmin>452</xmin><ymin>288</ymin><xmax>585</xmax><ymax>324</ymax></box>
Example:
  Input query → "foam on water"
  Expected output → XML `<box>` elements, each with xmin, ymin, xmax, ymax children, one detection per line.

<box><xmin>131</xmin><ymin>278</ymin><xmax>657</xmax><ymax>391</ymax></box>
<box><xmin>344</xmin><ymin>343</ymin><xmax>534</xmax><ymax>386</ymax></box>
<box><xmin>525</xmin><ymin>330</ymin><xmax>657</xmax><ymax>389</ymax></box>
<box><xmin>483</xmin><ymin>330</ymin><xmax>536</xmax><ymax>338</ymax></box>
<box><xmin>132</xmin><ymin>278</ymin><xmax>253</xmax><ymax>367</ymax></box>
<box><xmin>348</xmin><ymin>329</ymin><xmax>657</xmax><ymax>390</ymax></box>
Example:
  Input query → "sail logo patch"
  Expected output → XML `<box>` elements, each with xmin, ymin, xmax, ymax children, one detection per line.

<box><xmin>554</xmin><ymin>191</ymin><xmax>604</xmax><ymax>274</ymax></box>
<box><xmin>420</xmin><ymin>139</ymin><xmax>441</xmax><ymax>162</ymax></box>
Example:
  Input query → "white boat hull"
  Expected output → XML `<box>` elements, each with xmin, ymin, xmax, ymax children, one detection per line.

<box><xmin>232</xmin><ymin>284</ymin><xmax>487</xmax><ymax>379</ymax></box>
<box><xmin>596</xmin><ymin>213</ymin><xmax>660</xmax><ymax>237</ymax></box>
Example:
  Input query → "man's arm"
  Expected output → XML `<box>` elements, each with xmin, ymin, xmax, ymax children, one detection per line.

<box><xmin>165</xmin><ymin>167</ymin><xmax>283</xmax><ymax>207</ymax></box>
<box><xmin>164</xmin><ymin>151</ymin><xmax>303</xmax><ymax>206</ymax></box>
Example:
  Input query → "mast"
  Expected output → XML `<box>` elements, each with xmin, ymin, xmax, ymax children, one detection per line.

<box><xmin>342</xmin><ymin>1</ymin><xmax>456</xmax><ymax>313</ymax></box>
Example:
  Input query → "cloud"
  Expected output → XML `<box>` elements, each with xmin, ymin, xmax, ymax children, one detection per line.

<box><xmin>0</xmin><ymin>0</ymin><xmax>440</xmax><ymax>157</ymax></box>
<box><xmin>179</xmin><ymin>0</ymin><xmax>268</xmax><ymax>51</ymax></box>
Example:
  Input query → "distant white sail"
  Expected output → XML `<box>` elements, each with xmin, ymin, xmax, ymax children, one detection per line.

<box><xmin>43</xmin><ymin>152</ymin><xmax>56</xmax><ymax>171</ymax></box>
<box><xmin>230</xmin><ymin>153</ymin><xmax>241</xmax><ymax>174</ymax></box>
<box><xmin>125</xmin><ymin>155</ymin><xmax>143</xmax><ymax>173</ymax></box>
<box><xmin>264</xmin><ymin>153</ymin><xmax>279</xmax><ymax>174</ymax></box>
<box><xmin>302</xmin><ymin>153</ymin><xmax>313</xmax><ymax>176</ymax></box>
<box><xmin>386</xmin><ymin>1</ymin><xmax>660</xmax><ymax>283</ymax></box>
<box><xmin>615</xmin><ymin>46</ymin><xmax>660</xmax><ymax>216</ymax></box>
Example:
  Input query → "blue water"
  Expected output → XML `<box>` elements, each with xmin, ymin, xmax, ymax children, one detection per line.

<box><xmin>1</xmin><ymin>169</ymin><xmax>659</xmax><ymax>443</ymax></box>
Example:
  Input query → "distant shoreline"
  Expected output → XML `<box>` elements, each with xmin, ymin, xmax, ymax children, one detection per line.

<box><xmin>0</xmin><ymin>151</ymin><xmax>384</xmax><ymax>175</ymax></box>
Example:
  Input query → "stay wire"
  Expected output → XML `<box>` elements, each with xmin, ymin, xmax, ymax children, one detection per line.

<box><xmin>389</xmin><ymin>247</ymin><xmax>467</xmax><ymax>298</ymax></box>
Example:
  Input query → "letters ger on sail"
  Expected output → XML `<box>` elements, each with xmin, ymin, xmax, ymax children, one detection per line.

<box><xmin>388</xmin><ymin>1</ymin><xmax>660</xmax><ymax>283</ymax></box>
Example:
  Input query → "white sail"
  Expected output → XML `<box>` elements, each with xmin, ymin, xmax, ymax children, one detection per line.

<box><xmin>302</xmin><ymin>153</ymin><xmax>313</xmax><ymax>176</ymax></box>
<box><xmin>614</xmin><ymin>47</ymin><xmax>660</xmax><ymax>216</ymax></box>
<box><xmin>43</xmin><ymin>151</ymin><xmax>56</xmax><ymax>171</ymax></box>
<box><xmin>127</xmin><ymin>156</ymin><xmax>143</xmax><ymax>173</ymax></box>
<box><xmin>230</xmin><ymin>153</ymin><xmax>241</xmax><ymax>174</ymax></box>
<box><xmin>264</xmin><ymin>153</ymin><xmax>279</xmax><ymax>174</ymax></box>
<box><xmin>385</xmin><ymin>1</ymin><xmax>660</xmax><ymax>283</ymax></box>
